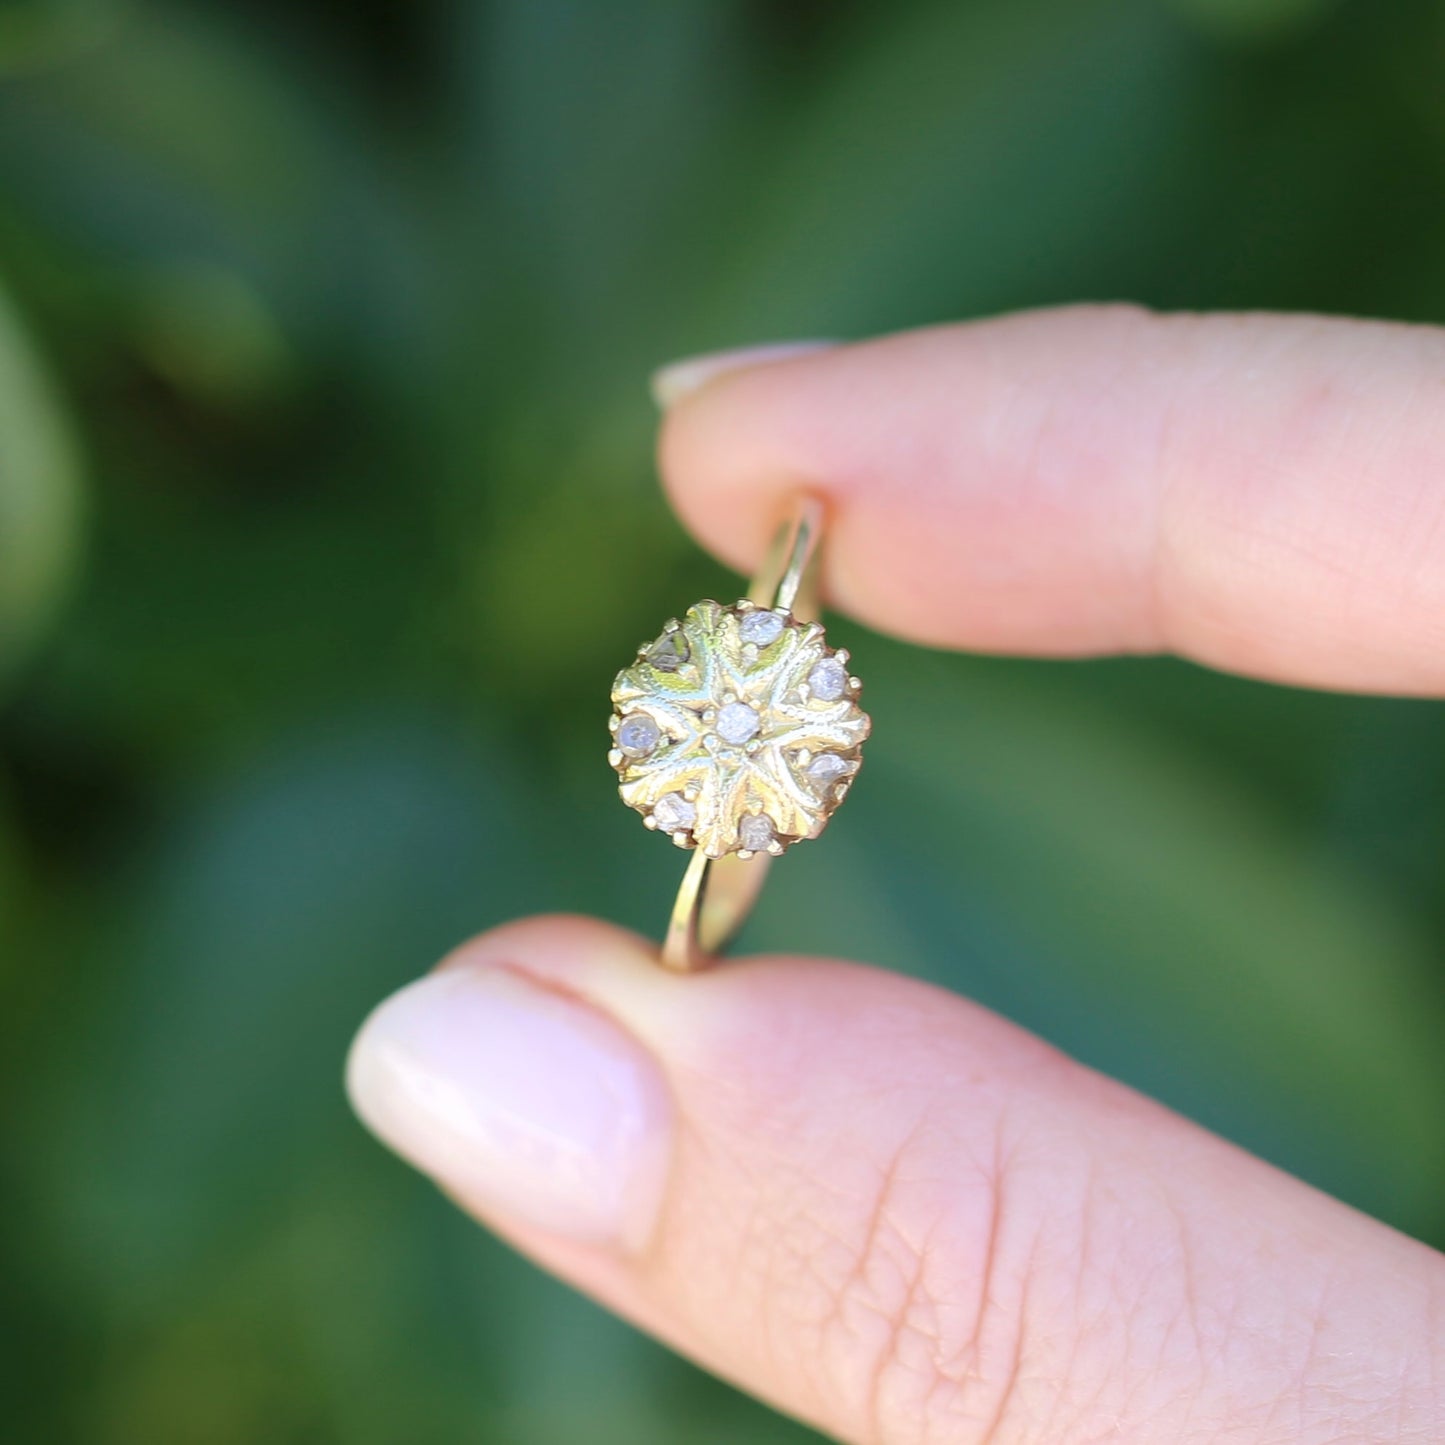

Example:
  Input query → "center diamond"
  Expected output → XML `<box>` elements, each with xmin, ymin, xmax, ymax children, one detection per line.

<box><xmin>715</xmin><ymin>701</ymin><xmax>761</xmax><ymax>745</ymax></box>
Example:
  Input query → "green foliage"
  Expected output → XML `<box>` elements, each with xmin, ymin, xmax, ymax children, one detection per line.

<box><xmin>0</xmin><ymin>280</ymin><xmax>83</xmax><ymax>686</ymax></box>
<box><xmin>2</xmin><ymin>1</ymin><xmax>1444</xmax><ymax>1441</ymax></box>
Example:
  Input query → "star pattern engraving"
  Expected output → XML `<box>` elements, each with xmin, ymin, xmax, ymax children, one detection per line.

<box><xmin>609</xmin><ymin>599</ymin><xmax>870</xmax><ymax>857</ymax></box>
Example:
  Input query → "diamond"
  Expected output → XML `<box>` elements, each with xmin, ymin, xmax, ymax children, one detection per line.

<box><xmin>739</xmin><ymin>609</ymin><xmax>785</xmax><ymax>645</ymax></box>
<box><xmin>808</xmin><ymin>657</ymin><xmax>847</xmax><ymax>701</ymax></box>
<box><xmin>806</xmin><ymin>753</ymin><xmax>849</xmax><ymax>788</ymax></box>
<box><xmin>651</xmin><ymin>792</ymin><xmax>696</xmax><ymax>832</ymax></box>
<box><xmin>616</xmin><ymin>712</ymin><xmax>661</xmax><ymax>758</ymax></box>
<box><xmin>715</xmin><ymin>701</ymin><xmax>761</xmax><ymax>745</ymax></box>
<box><xmin>646</xmin><ymin>630</ymin><xmax>689</xmax><ymax>672</ymax></box>
<box><xmin>738</xmin><ymin>813</ymin><xmax>774</xmax><ymax>851</ymax></box>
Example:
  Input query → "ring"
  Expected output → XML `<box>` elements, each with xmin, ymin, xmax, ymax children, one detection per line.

<box><xmin>608</xmin><ymin>496</ymin><xmax>871</xmax><ymax>971</ymax></box>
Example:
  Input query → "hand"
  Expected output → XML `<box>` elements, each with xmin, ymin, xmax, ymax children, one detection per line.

<box><xmin>346</xmin><ymin>307</ymin><xmax>1445</xmax><ymax>1444</ymax></box>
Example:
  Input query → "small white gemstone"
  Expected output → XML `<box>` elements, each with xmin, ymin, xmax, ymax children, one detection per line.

<box><xmin>738</xmin><ymin>813</ymin><xmax>774</xmax><ymax>851</ymax></box>
<box><xmin>616</xmin><ymin>713</ymin><xmax>660</xmax><ymax>757</ymax></box>
<box><xmin>646</xmin><ymin>630</ymin><xmax>689</xmax><ymax>672</ymax></box>
<box><xmin>807</xmin><ymin>753</ymin><xmax>849</xmax><ymax>787</ymax></box>
<box><xmin>808</xmin><ymin>657</ymin><xmax>848</xmax><ymax>701</ymax></box>
<box><xmin>739</xmin><ymin>609</ymin><xmax>785</xmax><ymax>645</ymax></box>
<box><xmin>651</xmin><ymin>792</ymin><xmax>696</xmax><ymax>832</ymax></box>
<box><xmin>715</xmin><ymin>701</ymin><xmax>760</xmax><ymax>745</ymax></box>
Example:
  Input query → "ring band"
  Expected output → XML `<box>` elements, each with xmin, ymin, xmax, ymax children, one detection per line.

<box><xmin>608</xmin><ymin>495</ymin><xmax>869</xmax><ymax>973</ymax></box>
<box><xmin>664</xmin><ymin>497</ymin><xmax>823</xmax><ymax>970</ymax></box>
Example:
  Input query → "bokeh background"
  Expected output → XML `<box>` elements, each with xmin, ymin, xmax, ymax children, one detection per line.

<box><xmin>3</xmin><ymin>0</ymin><xmax>1445</xmax><ymax>1440</ymax></box>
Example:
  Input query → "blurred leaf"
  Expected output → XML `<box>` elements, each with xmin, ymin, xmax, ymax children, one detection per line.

<box><xmin>42</xmin><ymin>412</ymin><xmax>439</xmax><ymax>765</ymax></box>
<box><xmin>669</xmin><ymin>0</ymin><xmax>1205</xmax><ymax>341</ymax></box>
<box><xmin>127</xmin><ymin>260</ymin><xmax>297</xmax><ymax>407</ymax></box>
<box><xmin>0</xmin><ymin>279</ymin><xmax>83</xmax><ymax>684</ymax></box>
<box><xmin>1167</xmin><ymin>0</ymin><xmax>1339</xmax><ymax>42</ymax></box>
<box><xmin>0</xmin><ymin>779</ymin><xmax>18</xmax><ymax>954</ymax></box>
<box><xmin>0</xmin><ymin>4</ymin><xmax>435</xmax><ymax>384</ymax></box>
<box><xmin>0</xmin><ymin>0</ymin><xmax>119</xmax><ymax>73</ymax></box>
<box><xmin>462</xmin><ymin>0</ymin><xmax>745</xmax><ymax>341</ymax></box>
<box><xmin>30</xmin><ymin>714</ymin><xmax>545</xmax><ymax>1312</ymax></box>
<box><xmin>468</xmin><ymin>463</ymin><xmax>694</xmax><ymax>697</ymax></box>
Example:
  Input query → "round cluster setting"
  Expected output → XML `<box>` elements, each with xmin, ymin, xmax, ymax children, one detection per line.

<box><xmin>609</xmin><ymin>599</ymin><xmax>870</xmax><ymax>858</ymax></box>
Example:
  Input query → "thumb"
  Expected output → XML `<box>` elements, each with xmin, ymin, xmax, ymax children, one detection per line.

<box><xmin>346</xmin><ymin>914</ymin><xmax>1444</xmax><ymax>1445</ymax></box>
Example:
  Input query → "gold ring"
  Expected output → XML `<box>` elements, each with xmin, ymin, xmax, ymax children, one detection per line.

<box><xmin>608</xmin><ymin>496</ymin><xmax>871</xmax><ymax>971</ymax></box>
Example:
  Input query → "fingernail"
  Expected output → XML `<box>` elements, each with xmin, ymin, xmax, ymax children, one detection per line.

<box><xmin>346</xmin><ymin>965</ymin><xmax>673</xmax><ymax>1251</ymax></box>
<box><xmin>650</xmin><ymin>339</ymin><xmax>836</xmax><ymax>409</ymax></box>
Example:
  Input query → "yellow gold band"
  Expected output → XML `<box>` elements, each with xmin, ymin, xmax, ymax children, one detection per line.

<box><xmin>660</xmin><ymin>496</ymin><xmax>826</xmax><ymax>972</ymax></box>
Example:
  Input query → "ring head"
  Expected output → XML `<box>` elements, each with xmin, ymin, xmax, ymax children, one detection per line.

<box><xmin>609</xmin><ymin>599</ymin><xmax>870</xmax><ymax>858</ymax></box>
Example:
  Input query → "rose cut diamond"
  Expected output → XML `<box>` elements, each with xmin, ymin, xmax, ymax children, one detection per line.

<box><xmin>808</xmin><ymin>657</ymin><xmax>848</xmax><ymax>701</ymax></box>
<box><xmin>651</xmin><ymin>792</ymin><xmax>696</xmax><ymax>832</ymax></box>
<box><xmin>646</xmin><ymin>630</ymin><xmax>689</xmax><ymax>672</ymax></box>
<box><xmin>617</xmin><ymin>712</ymin><xmax>661</xmax><ymax>757</ymax></box>
<box><xmin>806</xmin><ymin>752</ymin><xmax>849</xmax><ymax>787</ymax></box>
<box><xmin>739</xmin><ymin>609</ymin><xmax>785</xmax><ymax>645</ymax></box>
<box><xmin>738</xmin><ymin>813</ymin><xmax>774</xmax><ymax>851</ymax></box>
<box><xmin>715</xmin><ymin>701</ymin><xmax>761</xmax><ymax>745</ymax></box>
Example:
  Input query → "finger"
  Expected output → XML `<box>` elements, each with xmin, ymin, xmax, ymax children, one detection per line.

<box><xmin>347</xmin><ymin>915</ymin><xmax>1445</xmax><ymax>1445</ymax></box>
<box><xmin>657</xmin><ymin>306</ymin><xmax>1445</xmax><ymax>693</ymax></box>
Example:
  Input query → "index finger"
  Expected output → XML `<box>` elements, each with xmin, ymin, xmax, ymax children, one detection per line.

<box><xmin>657</xmin><ymin>305</ymin><xmax>1445</xmax><ymax>694</ymax></box>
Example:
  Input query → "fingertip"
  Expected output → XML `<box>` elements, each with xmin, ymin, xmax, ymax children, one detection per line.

<box><xmin>656</xmin><ymin>354</ymin><xmax>828</xmax><ymax>583</ymax></box>
<box><xmin>656</xmin><ymin>308</ymin><xmax>1167</xmax><ymax>654</ymax></box>
<box><xmin>650</xmin><ymin>339</ymin><xmax>838</xmax><ymax>410</ymax></box>
<box><xmin>346</xmin><ymin>915</ymin><xmax>677</xmax><ymax>1252</ymax></box>
<box><xmin>656</xmin><ymin>304</ymin><xmax>1445</xmax><ymax>688</ymax></box>
<box><xmin>435</xmin><ymin>911</ymin><xmax>659</xmax><ymax>979</ymax></box>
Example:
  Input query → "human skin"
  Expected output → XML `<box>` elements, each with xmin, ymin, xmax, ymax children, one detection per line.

<box><xmin>348</xmin><ymin>307</ymin><xmax>1445</xmax><ymax>1445</ymax></box>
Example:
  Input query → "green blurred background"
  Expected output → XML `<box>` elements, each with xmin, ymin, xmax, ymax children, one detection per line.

<box><xmin>2</xmin><ymin>0</ymin><xmax>1445</xmax><ymax>1440</ymax></box>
